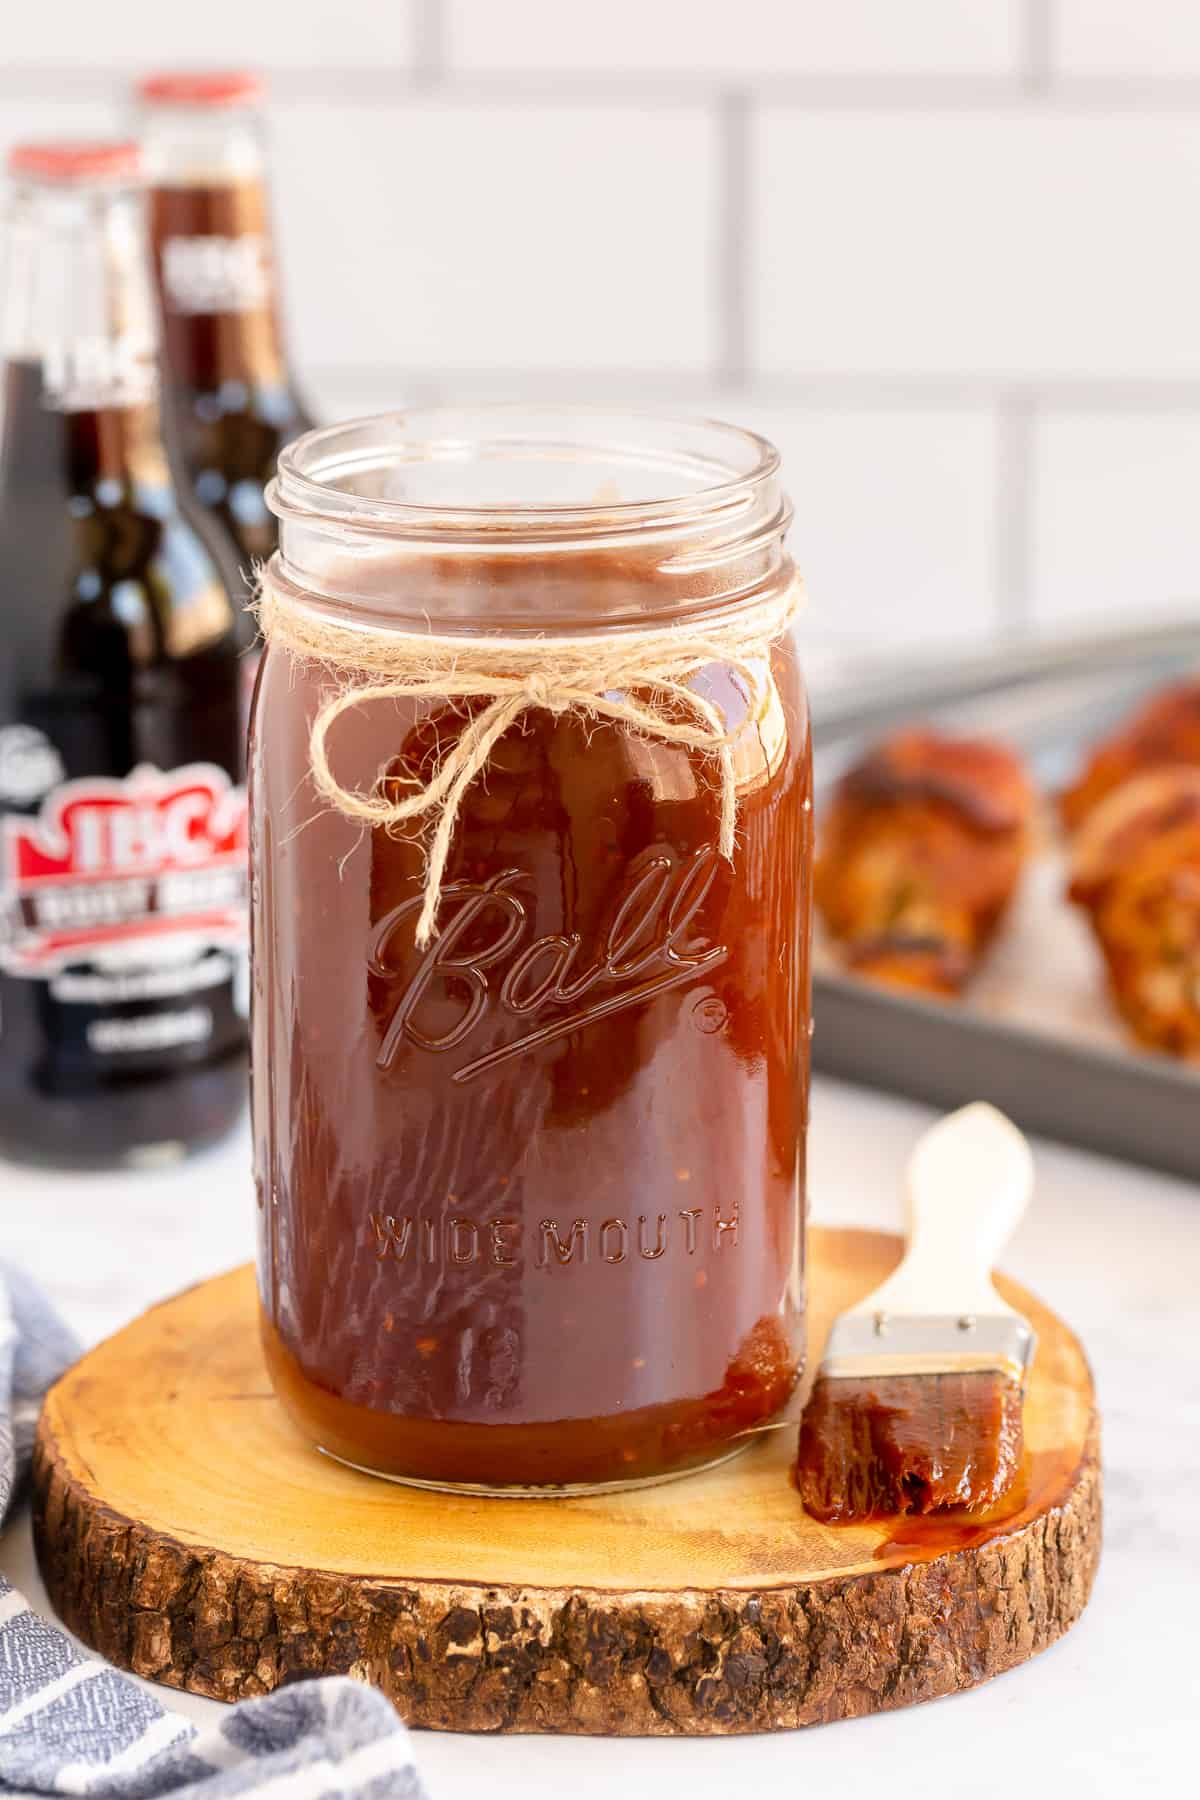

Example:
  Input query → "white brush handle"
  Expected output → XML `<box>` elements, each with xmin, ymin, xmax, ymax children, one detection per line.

<box><xmin>849</xmin><ymin>1103</ymin><xmax>1034</xmax><ymax>1320</ymax></box>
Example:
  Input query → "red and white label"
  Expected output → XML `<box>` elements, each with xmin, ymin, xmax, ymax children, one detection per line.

<box><xmin>0</xmin><ymin>762</ymin><xmax>248</xmax><ymax>979</ymax></box>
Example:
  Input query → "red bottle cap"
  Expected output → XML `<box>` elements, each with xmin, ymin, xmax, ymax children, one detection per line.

<box><xmin>7</xmin><ymin>141</ymin><xmax>143</xmax><ymax>184</ymax></box>
<box><xmin>136</xmin><ymin>70</ymin><xmax>265</xmax><ymax>107</ymax></box>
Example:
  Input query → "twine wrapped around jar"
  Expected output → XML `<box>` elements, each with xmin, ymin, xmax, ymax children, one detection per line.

<box><xmin>256</xmin><ymin>568</ymin><xmax>803</xmax><ymax>948</ymax></box>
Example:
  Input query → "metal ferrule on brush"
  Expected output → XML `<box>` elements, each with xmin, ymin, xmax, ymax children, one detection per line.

<box><xmin>818</xmin><ymin>1311</ymin><xmax>1036</xmax><ymax>1385</ymax></box>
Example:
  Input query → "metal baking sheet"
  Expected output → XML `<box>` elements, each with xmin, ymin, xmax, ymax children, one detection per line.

<box><xmin>809</xmin><ymin>620</ymin><xmax>1200</xmax><ymax>1181</ymax></box>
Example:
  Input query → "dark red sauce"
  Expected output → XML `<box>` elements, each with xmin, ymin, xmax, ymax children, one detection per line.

<box><xmin>251</xmin><ymin>559</ymin><xmax>811</xmax><ymax>1490</ymax></box>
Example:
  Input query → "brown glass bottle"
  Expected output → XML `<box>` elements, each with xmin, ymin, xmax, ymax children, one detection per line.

<box><xmin>138</xmin><ymin>73</ymin><xmax>314</xmax><ymax>623</ymax></box>
<box><xmin>0</xmin><ymin>143</ymin><xmax>248</xmax><ymax>1166</ymax></box>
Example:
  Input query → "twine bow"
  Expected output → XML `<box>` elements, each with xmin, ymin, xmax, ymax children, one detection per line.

<box><xmin>257</xmin><ymin>571</ymin><xmax>803</xmax><ymax>948</ymax></box>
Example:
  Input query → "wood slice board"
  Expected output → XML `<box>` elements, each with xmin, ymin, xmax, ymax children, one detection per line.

<box><xmin>32</xmin><ymin>1228</ymin><xmax>1100</xmax><ymax>1736</ymax></box>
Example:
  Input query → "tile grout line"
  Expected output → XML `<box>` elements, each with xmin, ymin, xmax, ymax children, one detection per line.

<box><xmin>12</xmin><ymin>66</ymin><xmax>1200</xmax><ymax>108</ymax></box>
<box><xmin>1023</xmin><ymin>0</ymin><xmax>1054</xmax><ymax>95</ymax></box>
<box><xmin>307</xmin><ymin>366</ymin><xmax>1200</xmax><ymax>412</ymax></box>
<box><xmin>715</xmin><ymin>90</ymin><xmax>751</xmax><ymax>392</ymax></box>
<box><xmin>412</xmin><ymin>0</ymin><xmax>447</xmax><ymax>89</ymax></box>
<box><xmin>993</xmin><ymin>391</ymin><xmax>1036</xmax><ymax>639</ymax></box>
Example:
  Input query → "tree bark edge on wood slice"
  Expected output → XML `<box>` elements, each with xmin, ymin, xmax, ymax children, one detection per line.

<box><xmin>31</xmin><ymin>1235</ymin><xmax>1102</xmax><ymax>1736</ymax></box>
<box><xmin>33</xmin><ymin>1425</ymin><xmax>1100</xmax><ymax>1734</ymax></box>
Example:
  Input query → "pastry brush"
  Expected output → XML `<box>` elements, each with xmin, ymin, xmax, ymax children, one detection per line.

<box><xmin>797</xmin><ymin>1102</ymin><xmax>1036</xmax><ymax>1523</ymax></box>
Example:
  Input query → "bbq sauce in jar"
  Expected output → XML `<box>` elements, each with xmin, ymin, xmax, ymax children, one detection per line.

<box><xmin>252</xmin><ymin>409</ymin><xmax>811</xmax><ymax>1493</ymax></box>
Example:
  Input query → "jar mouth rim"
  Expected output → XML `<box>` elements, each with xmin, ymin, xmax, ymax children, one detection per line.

<box><xmin>269</xmin><ymin>404</ymin><xmax>781</xmax><ymax>541</ymax></box>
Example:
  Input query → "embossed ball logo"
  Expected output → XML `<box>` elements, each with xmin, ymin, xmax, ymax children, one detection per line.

<box><xmin>369</xmin><ymin>846</ymin><xmax>728</xmax><ymax>1082</ymax></box>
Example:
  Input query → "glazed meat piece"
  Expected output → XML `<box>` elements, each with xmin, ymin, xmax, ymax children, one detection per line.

<box><xmin>1060</xmin><ymin>677</ymin><xmax>1200</xmax><ymax>833</ymax></box>
<box><xmin>815</xmin><ymin>730</ymin><xmax>1033</xmax><ymax>996</ymax></box>
<box><xmin>1068</xmin><ymin>767</ymin><xmax>1200</xmax><ymax>1060</ymax></box>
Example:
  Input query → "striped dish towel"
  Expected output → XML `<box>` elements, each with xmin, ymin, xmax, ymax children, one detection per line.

<box><xmin>0</xmin><ymin>1260</ymin><xmax>428</xmax><ymax>1798</ymax></box>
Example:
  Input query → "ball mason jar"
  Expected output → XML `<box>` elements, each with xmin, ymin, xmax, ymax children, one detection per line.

<box><xmin>251</xmin><ymin>406</ymin><xmax>812</xmax><ymax>1494</ymax></box>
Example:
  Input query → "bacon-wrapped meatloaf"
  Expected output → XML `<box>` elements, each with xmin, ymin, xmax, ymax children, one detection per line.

<box><xmin>815</xmin><ymin>729</ymin><xmax>1034</xmax><ymax>997</ymax></box>
<box><xmin>1067</xmin><ymin>766</ymin><xmax>1200</xmax><ymax>1059</ymax></box>
<box><xmin>1060</xmin><ymin>677</ymin><xmax>1200</xmax><ymax>833</ymax></box>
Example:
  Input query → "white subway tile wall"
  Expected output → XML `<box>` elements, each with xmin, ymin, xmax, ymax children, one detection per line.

<box><xmin>737</xmin><ymin>405</ymin><xmax>1003</xmax><ymax>651</ymax></box>
<box><xmin>273</xmin><ymin>101</ymin><xmax>719</xmax><ymax>374</ymax></box>
<box><xmin>1032</xmin><ymin>413</ymin><xmax>1200</xmax><ymax>630</ymax></box>
<box><xmin>446</xmin><ymin>2</ymin><xmax>1022</xmax><ymax>78</ymax></box>
<box><xmin>1</xmin><ymin>5</ymin><xmax>417</xmax><ymax>71</ymax></box>
<box><xmin>754</xmin><ymin>111</ymin><xmax>1200</xmax><ymax>379</ymax></box>
<box><xmin>2</xmin><ymin>0</ymin><xmax>1199</xmax><ymax>655</ymax></box>
<box><xmin>1054</xmin><ymin>2</ymin><xmax>1200</xmax><ymax>79</ymax></box>
<box><xmin>0</xmin><ymin>102</ymin><xmax>124</xmax><ymax>161</ymax></box>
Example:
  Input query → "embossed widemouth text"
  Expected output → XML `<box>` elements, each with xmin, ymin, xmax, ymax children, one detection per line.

<box><xmin>369</xmin><ymin>1201</ymin><xmax>741</xmax><ymax>1270</ymax></box>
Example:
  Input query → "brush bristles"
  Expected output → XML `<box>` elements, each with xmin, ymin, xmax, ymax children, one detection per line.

<box><xmin>795</xmin><ymin>1369</ymin><xmax>1025</xmax><ymax>1524</ymax></box>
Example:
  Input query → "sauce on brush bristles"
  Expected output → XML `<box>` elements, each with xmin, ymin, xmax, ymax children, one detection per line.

<box><xmin>796</xmin><ymin>1368</ymin><xmax>1025</xmax><ymax>1524</ymax></box>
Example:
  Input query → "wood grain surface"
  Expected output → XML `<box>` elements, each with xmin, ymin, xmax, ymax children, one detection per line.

<box><xmin>32</xmin><ymin>1227</ymin><xmax>1100</xmax><ymax>1734</ymax></box>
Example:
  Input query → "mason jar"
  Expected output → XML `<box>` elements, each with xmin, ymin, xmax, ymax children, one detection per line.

<box><xmin>251</xmin><ymin>405</ymin><xmax>812</xmax><ymax>1493</ymax></box>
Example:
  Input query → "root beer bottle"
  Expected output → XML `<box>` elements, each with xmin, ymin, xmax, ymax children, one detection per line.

<box><xmin>137</xmin><ymin>72</ymin><xmax>314</xmax><ymax>624</ymax></box>
<box><xmin>0</xmin><ymin>142</ymin><xmax>248</xmax><ymax>1165</ymax></box>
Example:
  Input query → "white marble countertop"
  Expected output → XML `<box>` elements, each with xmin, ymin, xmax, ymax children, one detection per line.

<box><xmin>2</xmin><ymin>1075</ymin><xmax>1197</xmax><ymax>1798</ymax></box>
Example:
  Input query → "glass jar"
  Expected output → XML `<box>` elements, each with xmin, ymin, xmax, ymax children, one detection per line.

<box><xmin>251</xmin><ymin>406</ymin><xmax>812</xmax><ymax>1494</ymax></box>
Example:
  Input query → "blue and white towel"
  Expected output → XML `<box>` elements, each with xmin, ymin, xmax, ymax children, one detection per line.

<box><xmin>0</xmin><ymin>1261</ymin><xmax>428</xmax><ymax>1798</ymax></box>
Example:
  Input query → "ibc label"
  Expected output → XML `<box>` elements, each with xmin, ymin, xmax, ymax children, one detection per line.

<box><xmin>0</xmin><ymin>762</ymin><xmax>248</xmax><ymax>990</ymax></box>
